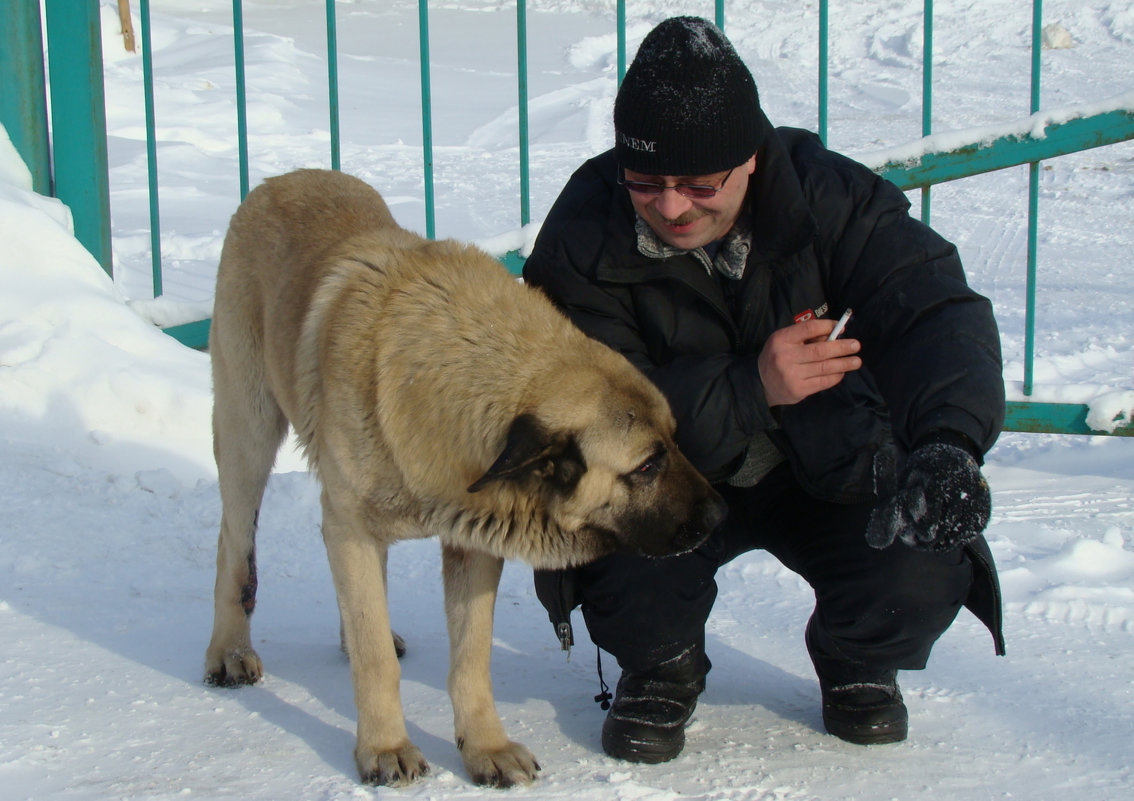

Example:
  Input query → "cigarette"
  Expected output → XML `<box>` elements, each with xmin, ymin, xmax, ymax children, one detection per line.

<box><xmin>827</xmin><ymin>308</ymin><xmax>853</xmax><ymax>341</ymax></box>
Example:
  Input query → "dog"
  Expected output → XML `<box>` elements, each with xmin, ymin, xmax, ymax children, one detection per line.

<box><xmin>203</xmin><ymin>169</ymin><xmax>725</xmax><ymax>787</ymax></box>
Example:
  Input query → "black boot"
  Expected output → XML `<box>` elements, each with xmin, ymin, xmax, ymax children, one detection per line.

<box><xmin>600</xmin><ymin>646</ymin><xmax>709</xmax><ymax>763</ymax></box>
<box><xmin>819</xmin><ymin>672</ymin><xmax>908</xmax><ymax>745</ymax></box>
<box><xmin>807</xmin><ymin>619</ymin><xmax>908</xmax><ymax>745</ymax></box>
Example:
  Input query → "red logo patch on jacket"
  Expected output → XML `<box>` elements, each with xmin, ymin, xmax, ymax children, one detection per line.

<box><xmin>794</xmin><ymin>303</ymin><xmax>829</xmax><ymax>324</ymax></box>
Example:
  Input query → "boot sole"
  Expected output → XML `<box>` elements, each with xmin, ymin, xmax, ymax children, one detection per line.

<box><xmin>823</xmin><ymin>710</ymin><xmax>908</xmax><ymax>745</ymax></box>
<box><xmin>601</xmin><ymin>726</ymin><xmax>685</xmax><ymax>763</ymax></box>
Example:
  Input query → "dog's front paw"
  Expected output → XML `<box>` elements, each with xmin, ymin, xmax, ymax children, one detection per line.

<box><xmin>356</xmin><ymin>741</ymin><xmax>430</xmax><ymax>787</ymax></box>
<box><xmin>459</xmin><ymin>739</ymin><xmax>541</xmax><ymax>787</ymax></box>
<box><xmin>204</xmin><ymin>646</ymin><xmax>263</xmax><ymax>687</ymax></box>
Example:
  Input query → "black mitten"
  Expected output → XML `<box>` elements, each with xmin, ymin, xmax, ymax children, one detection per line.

<box><xmin>866</xmin><ymin>441</ymin><xmax>991</xmax><ymax>553</ymax></box>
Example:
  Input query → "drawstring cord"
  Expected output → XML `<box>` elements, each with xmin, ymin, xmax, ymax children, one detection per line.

<box><xmin>594</xmin><ymin>648</ymin><xmax>612</xmax><ymax>710</ymax></box>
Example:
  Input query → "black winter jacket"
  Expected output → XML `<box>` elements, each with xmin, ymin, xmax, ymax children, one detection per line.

<box><xmin>524</xmin><ymin>115</ymin><xmax>1006</xmax><ymax>655</ymax></box>
<box><xmin>525</xmin><ymin>121</ymin><xmax>1004</xmax><ymax>499</ymax></box>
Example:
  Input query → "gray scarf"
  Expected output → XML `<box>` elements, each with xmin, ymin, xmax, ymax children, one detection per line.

<box><xmin>634</xmin><ymin>214</ymin><xmax>753</xmax><ymax>280</ymax></box>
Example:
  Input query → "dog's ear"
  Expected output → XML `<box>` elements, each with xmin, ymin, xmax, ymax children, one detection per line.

<box><xmin>468</xmin><ymin>413</ymin><xmax>586</xmax><ymax>493</ymax></box>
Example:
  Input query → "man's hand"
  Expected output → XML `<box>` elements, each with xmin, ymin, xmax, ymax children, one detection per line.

<box><xmin>866</xmin><ymin>442</ymin><xmax>991</xmax><ymax>553</ymax></box>
<box><xmin>758</xmin><ymin>319</ymin><xmax>862</xmax><ymax>407</ymax></box>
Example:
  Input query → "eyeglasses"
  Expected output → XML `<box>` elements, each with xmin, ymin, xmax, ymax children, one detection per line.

<box><xmin>618</xmin><ymin>167</ymin><xmax>735</xmax><ymax>199</ymax></box>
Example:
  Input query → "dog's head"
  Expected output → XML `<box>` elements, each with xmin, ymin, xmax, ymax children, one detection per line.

<box><xmin>468</xmin><ymin>367</ymin><xmax>725</xmax><ymax>568</ymax></box>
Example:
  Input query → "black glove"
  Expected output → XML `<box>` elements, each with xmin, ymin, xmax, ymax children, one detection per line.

<box><xmin>866</xmin><ymin>439</ymin><xmax>991</xmax><ymax>553</ymax></box>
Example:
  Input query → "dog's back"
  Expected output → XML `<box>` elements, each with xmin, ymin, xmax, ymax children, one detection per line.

<box><xmin>213</xmin><ymin>170</ymin><xmax>581</xmax><ymax>487</ymax></box>
<box><xmin>211</xmin><ymin>169</ymin><xmax>399</xmax><ymax>375</ymax></box>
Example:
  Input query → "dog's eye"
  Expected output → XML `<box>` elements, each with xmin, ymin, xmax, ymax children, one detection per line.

<box><xmin>625</xmin><ymin>449</ymin><xmax>667</xmax><ymax>485</ymax></box>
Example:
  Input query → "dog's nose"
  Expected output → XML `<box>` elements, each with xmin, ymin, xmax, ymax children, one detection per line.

<box><xmin>697</xmin><ymin>490</ymin><xmax>727</xmax><ymax>534</ymax></box>
<box><xmin>669</xmin><ymin>492</ymin><xmax>726</xmax><ymax>555</ymax></box>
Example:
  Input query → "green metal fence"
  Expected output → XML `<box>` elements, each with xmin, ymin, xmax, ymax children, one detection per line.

<box><xmin>3</xmin><ymin>0</ymin><xmax>1132</xmax><ymax>435</ymax></box>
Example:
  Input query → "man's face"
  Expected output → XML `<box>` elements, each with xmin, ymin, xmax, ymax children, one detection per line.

<box><xmin>624</xmin><ymin>154</ymin><xmax>756</xmax><ymax>251</ymax></box>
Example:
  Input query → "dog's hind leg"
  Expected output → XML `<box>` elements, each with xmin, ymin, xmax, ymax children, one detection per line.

<box><xmin>322</xmin><ymin>492</ymin><xmax>428</xmax><ymax>786</ymax></box>
<box><xmin>204</xmin><ymin>332</ymin><xmax>288</xmax><ymax>687</ymax></box>
<box><xmin>442</xmin><ymin>544</ymin><xmax>540</xmax><ymax>787</ymax></box>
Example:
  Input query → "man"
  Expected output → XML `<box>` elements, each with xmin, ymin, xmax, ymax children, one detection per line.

<box><xmin>523</xmin><ymin>16</ymin><xmax>1006</xmax><ymax>764</ymax></box>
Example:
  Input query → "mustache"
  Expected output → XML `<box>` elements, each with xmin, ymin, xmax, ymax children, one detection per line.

<box><xmin>658</xmin><ymin>209</ymin><xmax>707</xmax><ymax>226</ymax></box>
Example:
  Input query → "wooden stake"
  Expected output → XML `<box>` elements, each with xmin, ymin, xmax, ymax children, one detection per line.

<box><xmin>117</xmin><ymin>0</ymin><xmax>136</xmax><ymax>53</ymax></box>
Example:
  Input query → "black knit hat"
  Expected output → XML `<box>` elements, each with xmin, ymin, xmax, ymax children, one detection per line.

<box><xmin>614</xmin><ymin>17</ymin><xmax>762</xmax><ymax>176</ymax></box>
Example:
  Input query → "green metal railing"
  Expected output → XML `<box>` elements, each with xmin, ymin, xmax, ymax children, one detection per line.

<box><xmin>3</xmin><ymin>1</ymin><xmax>1131</xmax><ymax>435</ymax></box>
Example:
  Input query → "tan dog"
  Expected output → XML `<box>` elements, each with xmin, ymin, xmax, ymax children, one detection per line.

<box><xmin>203</xmin><ymin>169</ymin><xmax>725</xmax><ymax>787</ymax></box>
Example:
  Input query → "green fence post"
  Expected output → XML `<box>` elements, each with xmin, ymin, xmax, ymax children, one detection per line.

<box><xmin>232</xmin><ymin>0</ymin><xmax>250</xmax><ymax>199</ymax></box>
<box><xmin>139</xmin><ymin>0</ymin><xmax>163</xmax><ymax>297</ymax></box>
<box><xmin>617</xmin><ymin>0</ymin><xmax>626</xmax><ymax>85</ymax></box>
<box><xmin>326</xmin><ymin>0</ymin><xmax>341</xmax><ymax>171</ymax></box>
<box><xmin>818</xmin><ymin>0</ymin><xmax>828</xmax><ymax>144</ymax></box>
<box><xmin>1024</xmin><ymin>0</ymin><xmax>1043</xmax><ymax>396</ymax></box>
<box><xmin>418</xmin><ymin>0</ymin><xmax>436</xmax><ymax>239</ymax></box>
<box><xmin>1</xmin><ymin>0</ymin><xmax>51</xmax><ymax>196</ymax></box>
<box><xmin>43</xmin><ymin>0</ymin><xmax>113</xmax><ymax>276</ymax></box>
<box><xmin>517</xmin><ymin>0</ymin><xmax>530</xmax><ymax>227</ymax></box>
<box><xmin>921</xmin><ymin>0</ymin><xmax>933</xmax><ymax>223</ymax></box>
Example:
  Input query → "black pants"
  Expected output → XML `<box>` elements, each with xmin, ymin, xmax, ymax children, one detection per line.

<box><xmin>571</xmin><ymin>464</ymin><xmax>974</xmax><ymax>677</ymax></box>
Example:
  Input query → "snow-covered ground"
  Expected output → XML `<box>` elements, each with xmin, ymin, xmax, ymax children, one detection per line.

<box><xmin>2</xmin><ymin>1</ymin><xmax>1132</xmax><ymax>799</ymax></box>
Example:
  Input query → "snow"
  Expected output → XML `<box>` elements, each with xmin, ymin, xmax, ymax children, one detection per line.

<box><xmin>2</xmin><ymin>1</ymin><xmax>1132</xmax><ymax>799</ymax></box>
